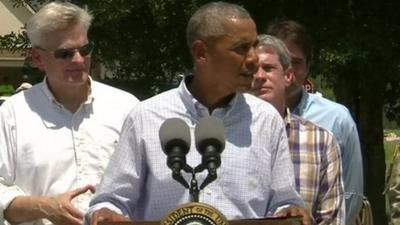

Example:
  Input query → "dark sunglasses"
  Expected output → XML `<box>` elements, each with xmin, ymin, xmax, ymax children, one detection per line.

<box><xmin>36</xmin><ymin>42</ymin><xmax>94</xmax><ymax>60</ymax></box>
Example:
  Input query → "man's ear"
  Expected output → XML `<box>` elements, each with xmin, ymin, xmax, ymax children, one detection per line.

<box><xmin>191</xmin><ymin>40</ymin><xmax>207</xmax><ymax>63</ymax></box>
<box><xmin>31</xmin><ymin>48</ymin><xmax>45</xmax><ymax>71</ymax></box>
<box><xmin>284</xmin><ymin>65</ymin><xmax>295</xmax><ymax>88</ymax></box>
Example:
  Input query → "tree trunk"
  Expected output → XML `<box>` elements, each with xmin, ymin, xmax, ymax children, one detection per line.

<box><xmin>335</xmin><ymin>61</ymin><xmax>387</xmax><ymax>225</ymax></box>
<box><xmin>358</xmin><ymin>86</ymin><xmax>387</xmax><ymax>225</ymax></box>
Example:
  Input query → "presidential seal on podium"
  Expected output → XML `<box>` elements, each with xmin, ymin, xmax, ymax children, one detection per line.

<box><xmin>162</xmin><ymin>202</ymin><xmax>228</xmax><ymax>225</ymax></box>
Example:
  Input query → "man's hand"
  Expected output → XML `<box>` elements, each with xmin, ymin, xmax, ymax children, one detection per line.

<box><xmin>91</xmin><ymin>208</ymin><xmax>131</xmax><ymax>225</ymax></box>
<box><xmin>41</xmin><ymin>184</ymin><xmax>96</xmax><ymax>225</ymax></box>
<box><xmin>5</xmin><ymin>184</ymin><xmax>95</xmax><ymax>225</ymax></box>
<box><xmin>274</xmin><ymin>205</ymin><xmax>312</xmax><ymax>225</ymax></box>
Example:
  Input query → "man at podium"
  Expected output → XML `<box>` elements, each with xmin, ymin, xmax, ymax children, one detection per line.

<box><xmin>87</xmin><ymin>2</ymin><xmax>311</xmax><ymax>225</ymax></box>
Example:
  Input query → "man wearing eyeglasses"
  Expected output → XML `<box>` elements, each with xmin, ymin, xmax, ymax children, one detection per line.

<box><xmin>0</xmin><ymin>2</ymin><xmax>139</xmax><ymax>225</ymax></box>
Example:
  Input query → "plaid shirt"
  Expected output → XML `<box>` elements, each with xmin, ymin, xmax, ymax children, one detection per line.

<box><xmin>285</xmin><ymin>110</ymin><xmax>345</xmax><ymax>225</ymax></box>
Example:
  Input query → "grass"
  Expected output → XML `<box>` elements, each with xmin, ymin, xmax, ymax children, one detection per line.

<box><xmin>384</xmin><ymin>129</ymin><xmax>400</xmax><ymax>165</ymax></box>
<box><xmin>384</xmin><ymin>129</ymin><xmax>400</xmax><ymax>221</ymax></box>
<box><xmin>385</xmin><ymin>141</ymin><xmax>398</xmax><ymax>166</ymax></box>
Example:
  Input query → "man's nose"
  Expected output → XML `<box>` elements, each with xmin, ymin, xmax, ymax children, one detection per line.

<box><xmin>254</xmin><ymin>66</ymin><xmax>266</xmax><ymax>80</ymax></box>
<box><xmin>247</xmin><ymin>46</ymin><xmax>258</xmax><ymax>65</ymax></box>
<box><xmin>71</xmin><ymin>50</ymin><xmax>86</xmax><ymax>63</ymax></box>
<box><xmin>246</xmin><ymin>47</ymin><xmax>259</xmax><ymax>74</ymax></box>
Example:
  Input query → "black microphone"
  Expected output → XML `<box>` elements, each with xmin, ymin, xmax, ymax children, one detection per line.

<box><xmin>159</xmin><ymin>118</ymin><xmax>192</xmax><ymax>188</ymax></box>
<box><xmin>194</xmin><ymin>116</ymin><xmax>225</xmax><ymax>189</ymax></box>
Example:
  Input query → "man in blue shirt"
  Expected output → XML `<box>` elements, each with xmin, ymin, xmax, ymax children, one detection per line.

<box><xmin>267</xmin><ymin>20</ymin><xmax>364</xmax><ymax>225</ymax></box>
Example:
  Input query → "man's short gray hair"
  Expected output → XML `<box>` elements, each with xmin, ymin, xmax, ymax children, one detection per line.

<box><xmin>186</xmin><ymin>2</ymin><xmax>251</xmax><ymax>48</ymax></box>
<box><xmin>26</xmin><ymin>1</ymin><xmax>92</xmax><ymax>47</ymax></box>
<box><xmin>257</xmin><ymin>34</ymin><xmax>291</xmax><ymax>70</ymax></box>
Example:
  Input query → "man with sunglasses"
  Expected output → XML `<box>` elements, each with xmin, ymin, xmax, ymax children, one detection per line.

<box><xmin>0</xmin><ymin>2</ymin><xmax>138</xmax><ymax>225</ymax></box>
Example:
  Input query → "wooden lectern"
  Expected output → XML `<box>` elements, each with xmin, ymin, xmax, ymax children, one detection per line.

<box><xmin>98</xmin><ymin>217</ymin><xmax>302</xmax><ymax>225</ymax></box>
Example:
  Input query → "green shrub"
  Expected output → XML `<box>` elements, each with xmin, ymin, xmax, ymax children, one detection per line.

<box><xmin>0</xmin><ymin>85</ymin><xmax>15</xmax><ymax>96</ymax></box>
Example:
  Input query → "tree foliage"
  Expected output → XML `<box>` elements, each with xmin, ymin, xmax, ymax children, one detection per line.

<box><xmin>86</xmin><ymin>0</ymin><xmax>197</xmax><ymax>98</ymax></box>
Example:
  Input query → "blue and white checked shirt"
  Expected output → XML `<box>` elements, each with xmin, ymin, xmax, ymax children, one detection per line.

<box><xmin>87</xmin><ymin>76</ymin><xmax>304</xmax><ymax>221</ymax></box>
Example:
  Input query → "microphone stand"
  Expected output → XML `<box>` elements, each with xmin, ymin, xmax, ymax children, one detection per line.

<box><xmin>171</xmin><ymin>165</ymin><xmax>200</xmax><ymax>202</ymax></box>
<box><xmin>190</xmin><ymin>171</ymin><xmax>200</xmax><ymax>202</ymax></box>
<box><xmin>200</xmin><ymin>168</ymin><xmax>217</xmax><ymax>190</ymax></box>
<box><xmin>170</xmin><ymin>160</ymin><xmax>219</xmax><ymax>203</ymax></box>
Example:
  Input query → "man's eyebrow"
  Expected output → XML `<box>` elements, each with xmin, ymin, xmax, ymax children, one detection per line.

<box><xmin>231</xmin><ymin>39</ymin><xmax>253</xmax><ymax>48</ymax></box>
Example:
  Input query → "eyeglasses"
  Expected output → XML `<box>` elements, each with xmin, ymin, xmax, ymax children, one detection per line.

<box><xmin>35</xmin><ymin>42</ymin><xmax>94</xmax><ymax>60</ymax></box>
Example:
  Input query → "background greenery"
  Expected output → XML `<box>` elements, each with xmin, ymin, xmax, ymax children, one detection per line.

<box><xmin>0</xmin><ymin>85</ymin><xmax>15</xmax><ymax>95</ymax></box>
<box><xmin>2</xmin><ymin>0</ymin><xmax>400</xmax><ymax>224</ymax></box>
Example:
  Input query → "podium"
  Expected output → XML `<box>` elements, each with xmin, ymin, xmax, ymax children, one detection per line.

<box><xmin>98</xmin><ymin>217</ymin><xmax>302</xmax><ymax>225</ymax></box>
<box><xmin>94</xmin><ymin>193</ymin><xmax>303</xmax><ymax>225</ymax></box>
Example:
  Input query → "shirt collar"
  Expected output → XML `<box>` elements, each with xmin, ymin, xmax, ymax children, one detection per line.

<box><xmin>293</xmin><ymin>88</ymin><xmax>310</xmax><ymax>115</ymax></box>
<box><xmin>178</xmin><ymin>75</ymin><xmax>238</xmax><ymax>118</ymax></box>
<box><xmin>39</xmin><ymin>76</ymin><xmax>94</xmax><ymax>111</ymax></box>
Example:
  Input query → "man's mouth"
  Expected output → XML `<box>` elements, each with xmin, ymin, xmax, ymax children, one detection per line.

<box><xmin>258</xmin><ymin>86</ymin><xmax>272</xmax><ymax>93</ymax></box>
<box><xmin>66</xmin><ymin>68</ymin><xmax>86</xmax><ymax>73</ymax></box>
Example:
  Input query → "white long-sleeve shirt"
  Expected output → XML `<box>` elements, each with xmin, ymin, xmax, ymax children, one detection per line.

<box><xmin>0</xmin><ymin>79</ymin><xmax>139</xmax><ymax>225</ymax></box>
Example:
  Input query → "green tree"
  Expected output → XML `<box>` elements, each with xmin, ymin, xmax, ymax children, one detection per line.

<box><xmin>2</xmin><ymin>0</ymin><xmax>400</xmax><ymax>224</ymax></box>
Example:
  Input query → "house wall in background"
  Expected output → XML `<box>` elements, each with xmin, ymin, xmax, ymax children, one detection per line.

<box><xmin>0</xmin><ymin>0</ymin><xmax>35</xmax><ymax>90</ymax></box>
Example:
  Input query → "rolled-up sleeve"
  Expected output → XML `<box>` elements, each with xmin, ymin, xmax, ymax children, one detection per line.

<box><xmin>0</xmin><ymin>103</ymin><xmax>25</xmax><ymax>218</ymax></box>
